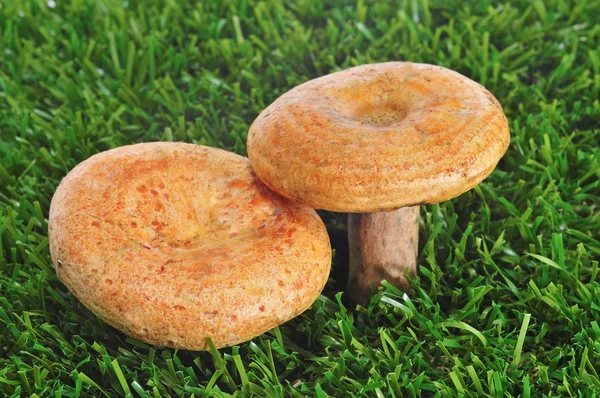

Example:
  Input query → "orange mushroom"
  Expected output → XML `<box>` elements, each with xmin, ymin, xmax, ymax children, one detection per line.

<box><xmin>49</xmin><ymin>142</ymin><xmax>331</xmax><ymax>349</ymax></box>
<box><xmin>247</xmin><ymin>62</ymin><xmax>510</xmax><ymax>303</ymax></box>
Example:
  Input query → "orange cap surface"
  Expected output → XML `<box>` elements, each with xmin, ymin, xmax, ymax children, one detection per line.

<box><xmin>248</xmin><ymin>62</ymin><xmax>510</xmax><ymax>212</ymax></box>
<box><xmin>48</xmin><ymin>142</ymin><xmax>331</xmax><ymax>350</ymax></box>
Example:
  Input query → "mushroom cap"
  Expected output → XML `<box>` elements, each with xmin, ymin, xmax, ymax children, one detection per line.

<box><xmin>247</xmin><ymin>62</ymin><xmax>510</xmax><ymax>212</ymax></box>
<box><xmin>48</xmin><ymin>142</ymin><xmax>331</xmax><ymax>350</ymax></box>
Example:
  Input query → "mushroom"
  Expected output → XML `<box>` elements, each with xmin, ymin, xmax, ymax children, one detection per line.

<box><xmin>247</xmin><ymin>62</ymin><xmax>510</xmax><ymax>303</ymax></box>
<box><xmin>48</xmin><ymin>142</ymin><xmax>331</xmax><ymax>350</ymax></box>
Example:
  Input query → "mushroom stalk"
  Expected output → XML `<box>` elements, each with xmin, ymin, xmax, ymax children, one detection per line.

<box><xmin>346</xmin><ymin>206</ymin><xmax>420</xmax><ymax>303</ymax></box>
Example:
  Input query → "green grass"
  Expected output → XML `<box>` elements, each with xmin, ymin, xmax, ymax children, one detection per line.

<box><xmin>1</xmin><ymin>0</ymin><xmax>599</xmax><ymax>396</ymax></box>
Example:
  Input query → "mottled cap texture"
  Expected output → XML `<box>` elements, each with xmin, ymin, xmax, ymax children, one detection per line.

<box><xmin>247</xmin><ymin>62</ymin><xmax>510</xmax><ymax>212</ymax></box>
<box><xmin>48</xmin><ymin>142</ymin><xmax>331</xmax><ymax>350</ymax></box>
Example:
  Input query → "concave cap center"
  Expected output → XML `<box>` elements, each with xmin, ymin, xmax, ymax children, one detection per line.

<box><xmin>348</xmin><ymin>102</ymin><xmax>408</xmax><ymax>127</ymax></box>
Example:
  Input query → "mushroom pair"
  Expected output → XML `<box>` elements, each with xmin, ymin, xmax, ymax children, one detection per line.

<box><xmin>49</xmin><ymin>62</ymin><xmax>509</xmax><ymax>350</ymax></box>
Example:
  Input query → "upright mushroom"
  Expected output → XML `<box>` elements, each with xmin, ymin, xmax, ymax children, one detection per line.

<box><xmin>247</xmin><ymin>62</ymin><xmax>510</xmax><ymax>303</ymax></box>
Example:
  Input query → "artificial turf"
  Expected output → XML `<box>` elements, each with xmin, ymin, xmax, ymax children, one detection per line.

<box><xmin>1</xmin><ymin>0</ymin><xmax>599</xmax><ymax>396</ymax></box>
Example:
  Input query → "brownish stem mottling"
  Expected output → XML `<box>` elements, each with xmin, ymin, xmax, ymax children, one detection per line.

<box><xmin>346</xmin><ymin>206</ymin><xmax>420</xmax><ymax>304</ymax></box>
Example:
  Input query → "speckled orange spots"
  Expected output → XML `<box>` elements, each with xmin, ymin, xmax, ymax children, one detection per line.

<box><xmin>249</xmin><ymin>197</ymin><xmax>262</xmax><ymax>206</ymax></box>
<box><xmin>131</xmin><ymin>222</ymin><xmax>137</xmax><ymax>228</ymax></box>
<box><xmin>106</xmin><ymin>279</ymin><xmax>113</xmax><ymax>285</ymax></box>
<box><xmin>91</xmin><ymin>221</ymin><xmax>100</xmax><ymax>227</ymax></box>
<box><xmin>259</xmin><ymin>305</ymin><xmax>265</xmax><ymax>312</ymax></box>
<box><xmin>151</xmin><ymin>220</ymin><xmax>163</xmax><ymax>232</ymax></box>
<box><xmin>137</xmin><ymin>185</ymin><xmax>147</xmax><ymax>193</ymax></box>
<box><xmin>150</xmin><ymin>189</ymin><xmax>158</xmax><ymax>196</ymax></box>
<box><xmin>173</xmin><ymin>305</ymin><xmax>185</xmax><ymax>311</ymax></box>
<box><xmin>228</xmin><ymin>179</ymin><xmax>247</xmax><ymax>189</ymax></box>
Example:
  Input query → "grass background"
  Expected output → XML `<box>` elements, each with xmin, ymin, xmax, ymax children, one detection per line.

<box><xmin>1</xmin><ymin>0</ymin><xmax>599</xmax><ymax>396</ymax></box>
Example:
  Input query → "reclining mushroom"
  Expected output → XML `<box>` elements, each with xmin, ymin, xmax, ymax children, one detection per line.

<box><xmin>49</xmin><ymin>142</ymin><xmax>331</xmax><ymax>349</ymax></box>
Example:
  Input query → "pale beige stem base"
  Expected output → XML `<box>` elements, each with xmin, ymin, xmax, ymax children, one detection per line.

<box><xmin>346</xmin><ymin>206</ymin><xmax>420</xmax><ymax>304</ymax></box>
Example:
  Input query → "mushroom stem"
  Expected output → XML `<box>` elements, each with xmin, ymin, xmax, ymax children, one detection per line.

<box><xmin>346</xmin><ymin>206</ymin><xmax>420</xmax><ymax>303</ymax></box>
